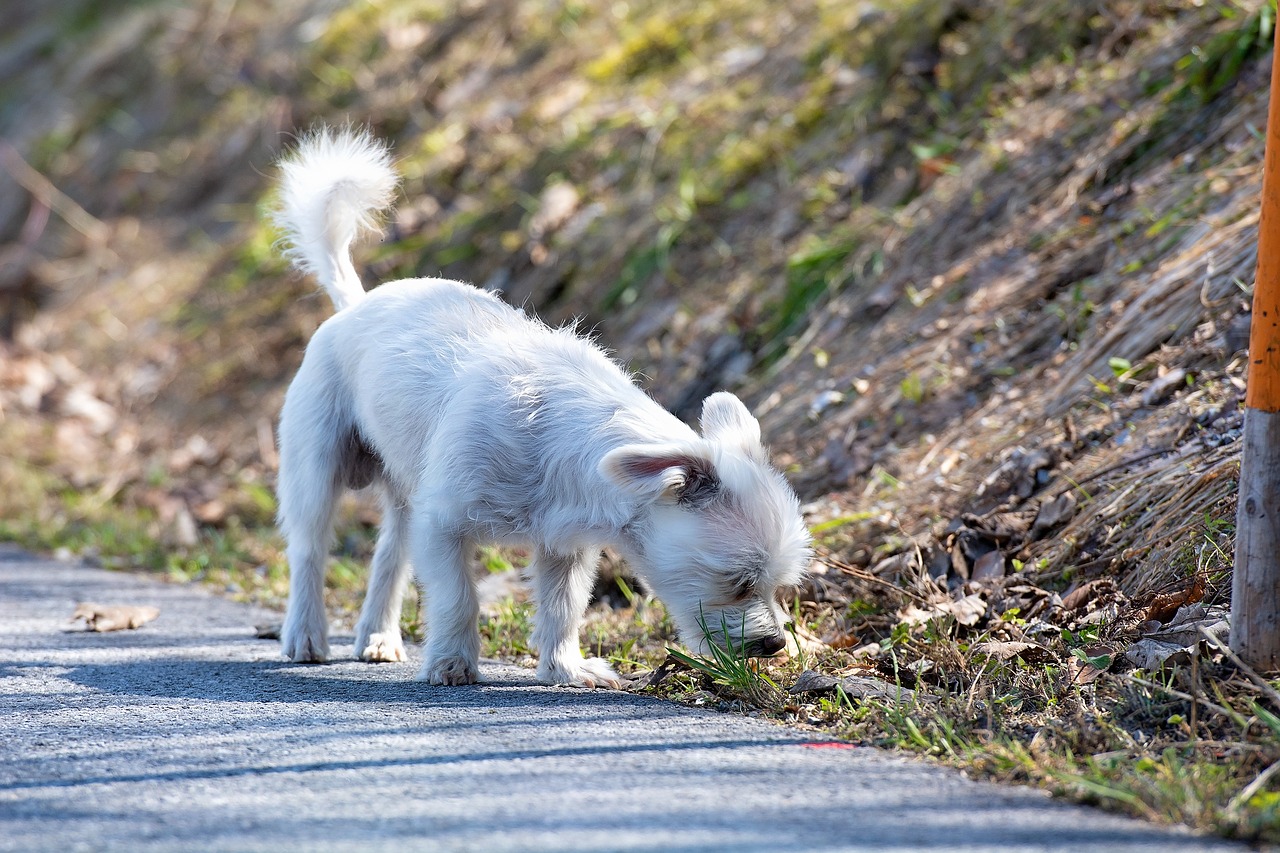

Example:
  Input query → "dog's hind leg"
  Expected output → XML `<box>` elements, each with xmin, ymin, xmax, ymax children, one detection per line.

<box><xmin>530</xmin><ymin>548</ymin><xmax>625</xmax><ymax>688</ymax></box>
<box><xmin>353</xmin><ymin>487</ymin><xmax>411</xmax><ymax>663</ymax></box>
<box><xmin>277</xmin><ymin>375</ymin><xmax>346</xmax><ymax>663</ymax></box>
<box><xmin>412</xmin><ymin>510</ymin><xmax>481</xmax><ymax>685</ymax></box>
<box><xmin>278</xmin><ymin>476</ymin><xmax>339</xmax><ymax>662</ymax></box>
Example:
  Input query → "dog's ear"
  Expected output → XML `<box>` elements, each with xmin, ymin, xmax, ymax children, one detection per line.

<box><xmin>700</xmin><ymin>392</ymin><xmax>762</xmax><ymax>452</ymax></box>
<box><xmin>599</xmin><ymin>443</ymin><xmax>720</xmax><ymax>506</ymax></box>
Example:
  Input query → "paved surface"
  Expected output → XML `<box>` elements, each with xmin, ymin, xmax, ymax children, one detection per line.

<box><xmin>0</xmin><ymin>546</ymin><xmax>1238</xmax><ymax>852</ymax></box>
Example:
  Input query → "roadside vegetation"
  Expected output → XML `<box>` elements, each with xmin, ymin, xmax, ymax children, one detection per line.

<box><xmin>2</xmin><ymin>0</ymin><xmax>1278</xmax><ymax>841</ymax></box>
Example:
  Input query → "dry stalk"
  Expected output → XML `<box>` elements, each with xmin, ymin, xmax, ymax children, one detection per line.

<box><xmin>1121</xmin><ymin>672</ymin><xmax>1236</xmax><ymax>720</ymax></box>
<box><xmin>1036</xmin><ymin>441</ymin><xmax>1238</xmax><ymax>597</ymax></box>
<box><xmin>0</xmin><ymin>141</ymin><xmax>112</xmax><ymax>247</ymax></box>
<box><xmin>1227</xmin><ymin>758</ymin><xmax>1280</xmax><ymax>816</ymax></box>
<box><xmin>1191</xmin><ymin>652</ymin><xmax>1200</xmax><ymax>742</ymax></box>
<box><xmin>1053</xmin><ymin>214</ymin><xmax>1258</xmax><ymax>405</ymax></box>
<box><xmin>1201</xmin><ymin>627</ymin><xmax>1280</xmax><ymax>714</ymax></box>
<box><xmin>815</xmin><ymin>546</ymin><xmax>929</xmax><ymax>603</ymax></box>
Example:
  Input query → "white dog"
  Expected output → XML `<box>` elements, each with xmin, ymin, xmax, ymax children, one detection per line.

<box><xmin>271</xmin><ymin>127</ymin><xmax>810</xmax><ymax>687</ymax></box>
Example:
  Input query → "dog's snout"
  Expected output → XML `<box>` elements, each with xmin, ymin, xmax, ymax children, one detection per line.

<box><xmin>746</xmin><ymin>632</ymin><xmax>786</xmax><ymax>657</ymax></box>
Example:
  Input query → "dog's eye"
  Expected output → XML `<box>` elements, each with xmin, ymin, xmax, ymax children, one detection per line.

<box><xmin>723</xmin><ymin>548</ymin><xmax>768</xmax><ymax>601</ymax></box>
<box><xmin>727</xmin><ymin>575</ymin><xmax>756</xmax><ymax>601</ymax></box>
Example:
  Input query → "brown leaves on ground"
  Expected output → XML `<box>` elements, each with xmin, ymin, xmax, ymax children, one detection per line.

<box><xmin>1124</xmin><ymin>603</ymin><xmax>1230</xmax><ymax>672</ymax></box>
<box><xmin>71</xmin><ymin>603</ymin><xmax>159</xmax><ymax>632</ymax></box>
<box><xmin>795</xmin><ymin>406</ymin><xmax>1229</xmax><ymax>727</ymax></box>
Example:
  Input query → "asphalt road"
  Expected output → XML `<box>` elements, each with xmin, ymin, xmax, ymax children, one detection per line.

<box><xmin>0</xmin><ymin>546</ymin><xmax>1238</xmax><ymax>852</ymax></box>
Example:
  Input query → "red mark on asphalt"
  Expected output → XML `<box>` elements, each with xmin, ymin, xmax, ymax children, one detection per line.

<box><xmin>799</xmin><ymin>742</ymin><xmax>856</xmax><ymax>749</ymax></box>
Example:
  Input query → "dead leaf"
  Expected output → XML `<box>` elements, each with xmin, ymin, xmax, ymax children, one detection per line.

<box><xmin>972</xmin><ymin>446</ymin><xmax>1055</xmax><ymax>510</ymax></box>
<box><xmin>971</xmin><ymin>549</ymin><xmax>1005</xmax><ymax>581</ymax></box>
<box><xmin>193</xmin><ymin>498</ymin><xmax>227</xmax><ymax>524</ymax></box>
<box><xmin>870</xmin><ymin>551</ymin><xmax>919</xmax><ymax>580</ymax></box>
<box><xmin>1144</xmin><ymin>603</ymin><xmax>1229</xmax><ymax>647</ymax></box>
<box><xmin>60</xmin><ymin>385</ymin><xmax>117</xmax><ymax>434</ymax></box>
<box><xmin>1065</xmin><ymin>657</ymin><xmax>1107</xmax><ymax>686</ymax></box>
<box><xmin>1059</xmin><ymin>578</ymin><xmax>1117</xmax><ymax>614</ymax></box>
<box><xmin>850</xmin><ymin>642</ymin><xmax>882</xmax><ymax>659</ymax></box>
<box><xmin>988</xmin><ymin>581</ymin><xmax>1056</xmax><ymax>621</ymax></box>
<box><xmin>907</xmin><ymin>657</ymin><xmax>935</xmax><ymax>677</ymax></box>
<box><xmin>819</xmin><ymin>630</ymin><xmax>860</xmax><ymax>650</ymax></box>
<box><xmin>785</xmin><ymin>623</ymin><xmax>830</xmax><ymax>656</ymax></box>
<box><xmin>632</xmin><ymin>653</ymin><xmax>692</xmax><ymax>689</ymax></box>
<box><xmin>1125</xmin><ymin>638</ymin><xmax>1192</xmax><ymax>671</ymax></box>
<box><xmin>1141</xmin><ymin>367</ymin><xmax>1188</xmax><ymax>407</ymax></box>
<box><xmin>898</xmin><ymin>603</ymin><xmax>936</xmax><ymax>626</ymax></box>
<box><xmin>170</xmin><ymin>505</ymin><xmax>198</xmax><ymax>547</ymax></box>
<box><xmin>970</xmin><ymin>640</ymin><xmax>1056</xmax><ymax>664</ymax></box>
<box><xmin>950</xmin><ymin>593</ymin><xmax>987</xmax><ymax>625</ymax></box>
<box><xmin>788</xmin><ymin>670</ymin><xmax>934</xmax><ymax>706</ymax></box>
<box><xmin>1144</xmin><ymin>575</ymin><xmax>1206</xmax><ymax>623</ymax></box>
<box><xmin>947</xmin><ymin>528</ymin><xmax>999</xmax><ymax>581</ymax></box>
<box><xmin>1066</xmin><ymin>642</ymin><xmax>1119</xmax><ymax>684</ymax></box>
<box><xmin>959</xmin><ymin>510</ymin><xmax>1036</xmax><ymax>541</ymax></box>
<box><xmin>1030</xmin><ymin>491</ymin><xmax>1077</xmax><ymax>538</ymax></box>
<box><xmin>72</xmin><ymin>603</ymin><xmax>159</xmax><ymax>632</ymax></box>
<box><xmin>168</xmin><ymin>434</ymin><xmax>219</xmax><ymax>473</ymax></box>
<box><xmin>254</xmin><ymin>623</ymin><xmax>282</xmax><ymax>640</ymax></box>
<box><xmin>922</xmin><ymin>542</ymin><xmax>951</xmax><ymax>581</ymax></box>
<box><xmin>528</xmin><ymin>181</ymin><xmax>580</xmax><ymax>240</ymax></box>
<box><xmin>899</xmin><ymin>592</ymin><xmax>986</xmax><ymax>627</ymax></box>
<box><xmin>1123</xmin><ymin>604</ymin><xmax>1229</xmax><ymax>671</ymax></box>
<box><xmin>789</xmin><ymin>670</ymin><xmax>840</xmax><ymax>694</ymax></box>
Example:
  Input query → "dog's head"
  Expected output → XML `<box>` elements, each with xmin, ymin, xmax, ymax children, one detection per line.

<box><xmin>601</xmin><ymin>392</ymin><xmax>811</xmax><ymax>658</ymax></box>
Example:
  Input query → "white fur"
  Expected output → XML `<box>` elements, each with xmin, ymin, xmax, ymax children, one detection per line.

<box><xmin>273</xmin><ymin>127</ymin><xmax>397</xmax><ymax>311</ymax></box>
<box><xmin>272</xmin><ymin>127</ymin><xmax>811</xmax><ymax>687</ymax></box>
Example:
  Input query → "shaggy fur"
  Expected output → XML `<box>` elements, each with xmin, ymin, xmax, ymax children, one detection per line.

<box><xmin>271</xmin><ymin>127</ymin><xmax>811</xmax><ymax>687</ymax></box>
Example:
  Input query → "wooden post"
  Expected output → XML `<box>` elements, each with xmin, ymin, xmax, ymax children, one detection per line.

<box><xmin>1234</xmin><ymin>18</ymin><xmax>1280</xmax><ymax>671</ymax></box>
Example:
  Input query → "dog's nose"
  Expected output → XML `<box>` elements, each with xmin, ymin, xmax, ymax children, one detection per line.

<box><xmin>745</xmin><ymin>632</ymin><xmax>786</xmax><ymax>657</ymax></box>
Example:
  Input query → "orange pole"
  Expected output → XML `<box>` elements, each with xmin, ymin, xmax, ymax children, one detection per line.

<box><xmin>1247</xmin><ymin>16</ymin><xmax>1280</xmax><ymax>412</ymax></box>
<box><xmin>1234</xmin><ymin>17</ymin><xmax>1280</xmax><ymax>670</ymax></box>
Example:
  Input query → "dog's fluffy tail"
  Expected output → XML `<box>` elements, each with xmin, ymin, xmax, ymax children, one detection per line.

<box><xmin>273</xmin><ymin>127</ymin><xmax>398</xmax><ymax>311</ymax></box>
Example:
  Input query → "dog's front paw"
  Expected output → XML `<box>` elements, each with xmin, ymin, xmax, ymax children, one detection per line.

<box><xmin>281</xmin><ymin>623</ymin><xmax>329</xmax><ymax>663</ymax></box>
<box><xmin>356</xmin><ymin>630</ymin><xmax>407</xmax><ymax>663</ymax></box>
<box><xmin>540</xmin><ymin>656</ymin><xmax>628</xmax><ymax>689</ymax></box>
<box><xmin>419</xmin><ymin>655</ymin><xmax>479</xmax><ymax>685</ymax></box>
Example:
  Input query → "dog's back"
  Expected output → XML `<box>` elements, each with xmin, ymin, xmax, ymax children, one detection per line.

<box><xmin>305</xmin><ymin>274</ymin><xmax>688</xmax><ymax>542</ymax></box>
